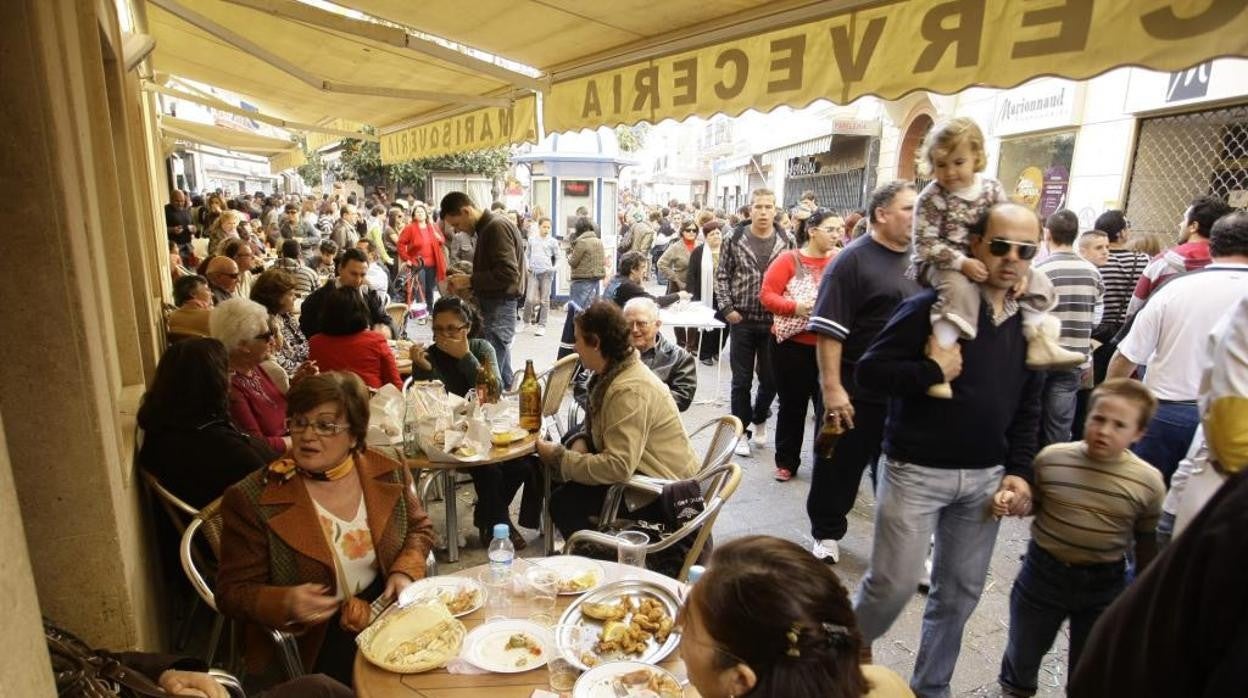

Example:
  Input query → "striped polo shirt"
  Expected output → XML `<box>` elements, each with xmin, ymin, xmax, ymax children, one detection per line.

<box><xmin>1036</xmin><ymin>251</ymin><xmax>1103</xmax><ymax>362</ymax></box>
<box><xmin>1031</xmin><ymin>442</ymin><xmax>1165</xmax><ymax>565</ymax></box>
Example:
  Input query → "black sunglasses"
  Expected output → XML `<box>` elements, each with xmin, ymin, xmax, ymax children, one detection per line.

<box><xmin>988</xmin><ymin>239</ymin><xmax>1039</xmax><ymax>260</ymax></box>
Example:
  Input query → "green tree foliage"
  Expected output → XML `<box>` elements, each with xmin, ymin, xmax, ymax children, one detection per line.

<box><xmin>615</xmin><ymin>123</ymin><xmax>650</xmax><ymax>152</ymax></box>
<box><xmin>335</xmin><ymin>139</ymin><xmax>511</xmax><ymax>193</ymax></box>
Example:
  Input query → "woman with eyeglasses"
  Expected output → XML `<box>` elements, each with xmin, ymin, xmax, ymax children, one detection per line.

<box><xmin>216</xmin><ymin>371</ymin><xmax>436</xmax><ymax>685</ymax></box>
<box><xmin>214</xmin><ymin>297</ymin><xmax>293</xmax><ymax>454</ymax></box>
<box><xmin>686</xmin><ymin>220</ymin><xmax>729</xmax><ymax>364</ymax></box>
<box><xmin>759</xmin><ymin>208</ymin><xmax>843</xmax><ymax>482</ymax></box>
<box><xmin>679</xmin><ymin>535</ymin><xmax>912</xmax><ymax>698</ymax></box>
<box><xmin>408</xmin><ymin>296</ymin><xmax>535</xmax><ymax>549</ymax></box>
<box><xmin>658</xmin><ymin>220</ymin><xmax>701</xmax><ymax>351</ymax></box>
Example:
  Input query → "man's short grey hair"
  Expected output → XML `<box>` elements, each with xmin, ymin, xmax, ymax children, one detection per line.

<box><xmin>622</xmin><ymin>296</ymin><xmax>660</xmax><ymax>321</ymax></box>
<box><xmin>210</xmin><ymin>297</ymin><xmax>270</xmax><ymax>351</ymax></box>
<box><xmin>868</xmin><ymin>180</ymin><xmax>916</xmax><ymax>225</ymax></box>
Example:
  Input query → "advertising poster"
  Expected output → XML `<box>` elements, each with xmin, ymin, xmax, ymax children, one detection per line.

<box><xmin>997</xmin><ymin>131</ymin><xmax>1077</xmax><ymax>219</ymax></box>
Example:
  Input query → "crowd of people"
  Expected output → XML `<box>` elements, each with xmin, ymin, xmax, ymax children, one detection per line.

<box><xmin>115</xmin><ymin>111</ymin><xmax>1248</xmax><ymax>697</ymax></box>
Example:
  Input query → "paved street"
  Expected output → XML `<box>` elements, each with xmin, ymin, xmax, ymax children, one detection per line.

<box><xmin>409</xmin><ymin>299</ymin><xmax>1069</xmax><ymax>697</ymax></box>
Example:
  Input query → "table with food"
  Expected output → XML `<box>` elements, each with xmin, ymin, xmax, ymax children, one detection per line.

<box><xmin>397</xmin><ymin>379</ymin><xmax>544</xmax><ymax>562</ymax></box>
<box><xmin>353</xmin><ymin>558</ymin><xmax>696</xmax><ymax>698</ymax></box>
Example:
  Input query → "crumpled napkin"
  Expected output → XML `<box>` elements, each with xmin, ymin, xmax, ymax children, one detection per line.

<box><xmin>445</xmin><ymin>656</ymin><xmax>489</xmax><ymax>674</ymax></box>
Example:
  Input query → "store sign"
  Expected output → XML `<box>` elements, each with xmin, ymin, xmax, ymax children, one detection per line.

<box><xmin>380</xmin><ymin>95</ymin><xmax>538</xmax><ymax>164</ymax></box>
<box><xmin>993</xmin><ymin>80</ymin><xmax>1081</xmax><ymax>136</ymax></box>
<box><xmin>830</xmin><ymin>118</ymin><xmax>882</xmax><ymax>137</ymax></box>
<box><xmin>788</xmin><ymin>157</ymin><xmax>821</xmax><ymax>176</ymax></box>
<box><xmin>998</xmin><ymin>131</ymin><xmax>1077</xmax><ymax>219</ymax></box>
<box><xmin>544</xmin><ymin>0</ymin><xmax>1248</xmax><ymax>134</ymax></box>
<box><xmin>1166</xmin><ymin>62</ymin><xmax>1211</xmax><ymax>102</ymax></box>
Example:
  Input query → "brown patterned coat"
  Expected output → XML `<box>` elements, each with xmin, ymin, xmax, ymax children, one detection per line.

<box><xmin>216</xmin><ymin>448</ymin><xmax>435</xmax><ymax>671</ymax></box>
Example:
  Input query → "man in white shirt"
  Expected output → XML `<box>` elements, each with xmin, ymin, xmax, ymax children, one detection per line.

<box><xmin>1109</xmin><ymin>211</ymin><xmax>1248</xmax><ymax>484</ymax></box>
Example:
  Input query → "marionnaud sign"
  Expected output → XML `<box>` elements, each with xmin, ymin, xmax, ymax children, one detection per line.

<box><xmin>993</xmin><ymin>80</ymin><xmax>1082</xmax><ymax>136</ymax></box>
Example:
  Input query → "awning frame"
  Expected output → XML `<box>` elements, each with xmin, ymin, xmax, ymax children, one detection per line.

<box><xmin>149</xmin><ymin>0</ymin><xmax>510</xmax><ymax>106</ymax></box>
<box><xmin>220</xmin><ymin>0</ymin><xmax>547</xmax><ymax>93</ymax></box>
<box><xmin>144</xmin><ymin>81</ymin><xmax>379</xmax><ymax>142</ymax></box>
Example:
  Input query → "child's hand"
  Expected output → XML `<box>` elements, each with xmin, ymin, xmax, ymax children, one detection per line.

<box><xmin>960</xmin><ymin>258</ymin><xmax>989</xmax><ymax>282</ymax></box>
<box><xmin>991</xmin><ymin>490</ymin><xmax>1015</xmax><ymax>519</ymax></box>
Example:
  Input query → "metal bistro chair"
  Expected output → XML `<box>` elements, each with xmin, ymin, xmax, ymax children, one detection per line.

<box><xmin>689</xmin><ymin>415</ymin><xmax>743</xmax><ymax>471</ymax></box>
<box><xmin>537</xmin><ymin>353</ymin><xmax>583</xmax><ymax>554</ymax></box>
<box><xmin>140</xmin><ymin>470</ymin><xmax>211</xmax><ymax>652</ymax></box>
<box><xmin>565</xmin><ymin>462</ymin><xmax>743</xmax><ymax>582</ymax></box>
<box><xmin>181</xmin><ymin>499</ymin><xmax>305</xmax><ymax>680</ymax></box>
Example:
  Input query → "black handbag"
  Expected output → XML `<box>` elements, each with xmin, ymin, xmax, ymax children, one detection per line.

<box><xmin>45</xmin><ymin>622</ymin><xmax>169</xmax><ymax>698</ymax></box>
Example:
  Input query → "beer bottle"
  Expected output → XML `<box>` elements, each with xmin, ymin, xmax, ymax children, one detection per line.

<box><xmin>477</xmin><ymin>355</ymin><xmax>501</xmax><ymax>405</ymax></box>
<box><xmin>815</xmin><ymin>417</ymin><xmax>846</xmax><ymax>458</ymax></box>
<box><xmin>519</xmin><ymin>360</ymin><xmax>542</xmax><ymax>431</ymax></box>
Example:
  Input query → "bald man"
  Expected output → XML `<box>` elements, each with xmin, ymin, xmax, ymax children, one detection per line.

<box><xmin>204</xmin><ymin>256</ymin><xmax>240</xmax><ymax>305</ymax></box>
<box><xmin>852</xmin><ymin>202</ymin><xmax>1045</xmax><ymax>697</ymax></box>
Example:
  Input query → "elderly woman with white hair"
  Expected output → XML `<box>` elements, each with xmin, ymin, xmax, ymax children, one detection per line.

<box><xmin>212</xmin><ymin>297</ymin><xmax>314</xmax><ymax>454</ymax></box>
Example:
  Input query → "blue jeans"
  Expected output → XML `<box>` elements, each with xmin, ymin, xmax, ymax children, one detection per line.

<box><xmin>999</xmin><ymin>542</ymin><xmax>1126</xmax><ymax>696</ymax></box>
<box><xmin>525</xmin><ymin>270</ymin><xmax>555</xmax><ymax>325</ymax></box>
<box><xmin>1039</xmin><ymin>368</ymin><xmax>1081</xmax><ymax>448</ymax></box>
<box><xmin>569</xmin><ymin>279</ymin><xmax>600</xmax><ymax>311</ymax></box>
<box><xmin>478</xmin><ymin>296</ymin><xmax>518</xmax><ymax>385</ymax></box>
<box><xmin>854</xmin><ymin>459</ymin><xmax>1004</xmax><ymax>698</ymax></box>
<box><xmin>1131</xmin><ymin>401</ymin><xmax>1199</xmax><ymax>486</ymax></box>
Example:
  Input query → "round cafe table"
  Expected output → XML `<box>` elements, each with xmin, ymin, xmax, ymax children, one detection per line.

<box><xmin>353</xmin><ymin>559</ymin><xmax>699</xmax><ymax>698</ymax></box>
<box><xmin>405</xmin><ymin>434</ymin><xmax>539</xmax><ymax>563</ymax></box>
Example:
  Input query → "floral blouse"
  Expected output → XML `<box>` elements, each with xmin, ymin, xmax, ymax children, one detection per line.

<box><xmin>313</xmin><ymin>495</ymin><xmax>378</xmax><ymax>598</ymax></box>
<box><xmin>912</xmin><ymin>175</ymin><xmax>1008</xmax><ymax>271</ymax></box>
<box><xmin>274</xmin><ymin>312</ymin><xmax>309</xmax><ymax>376</ymax></box>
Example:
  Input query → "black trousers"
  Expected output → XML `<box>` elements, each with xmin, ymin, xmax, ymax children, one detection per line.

<box><xmin>771</xmin><ymin>338</ymin><xmax>822</xmax><ymax>473</ymax></box>
<box><xmin>313</xmin><ymin>575</ymin><xmax>383</xmax><ymax>686</ymax></box>
<box><xmin>729</xmin><ymin>322</ymin><xmax>776</xmax><ymax>433</ymax></box>
<box><xmin>468</xmin><ymin>459</ymin><xmax>533</xmax><ymax>533</ymax></box>
<box><xmin>806</xmin><ymin>398</ymin><xmax>886</xmax><ymax>541</ymax></box>
<box><xmin>693</xmin><ymin>327</ymin><xmax>728</xmax><ymax>360</ymax></box>
<box><xmin>257</xmin><ymin>675</ymin><xmax>354</xmax><ymax>698</ymax></box>
<box><xmin>550</xmin><ymin>481</ymin><xmax>664</xmax><ymax>540</ymax></box>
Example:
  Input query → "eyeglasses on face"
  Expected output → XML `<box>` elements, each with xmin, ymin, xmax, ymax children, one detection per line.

<box><xmin>253</xmin><ymin>330</ymin><xmax>275</xmax><ymax>341</ymax></box>
<box><xmin>987</xmin><ymin>238</ymin><xmax>1039</xmax><ymax>260</ymax></box>
<box><xmin>286</xmin><ymin>417</ymin><xmax>349</xmax><ymax>436</ymax></box>
<box><xmin>432</xmin><ymin>323</ymin><xmax>469</xmax><ymax>335</ymax></box>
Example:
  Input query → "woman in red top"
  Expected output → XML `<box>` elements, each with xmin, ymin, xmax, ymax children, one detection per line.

<box><xmin>397</xmin><ymin>203</ymin><xmax>446</xmax><ymax>307</ymax></box>
<box><xmin>759</xmin><ymin>208</ymin><xmax>844</xmax><ymax>482</ymax></box>
<box><xmin>307</xmin><ymin>287</ymin><xmax>402</xmax><ymax>389</ymax></box>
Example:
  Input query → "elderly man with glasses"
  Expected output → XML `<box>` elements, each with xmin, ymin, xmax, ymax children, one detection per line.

<box><xmin>204</xmin><ymin>256</ymin><xmax>241</xmax><ymax>305</ymax></box>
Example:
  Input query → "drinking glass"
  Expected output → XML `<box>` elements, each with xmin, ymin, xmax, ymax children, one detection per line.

<box><xmin>479</xmin><ymin>568</ymin><xmax>513</xmax><ymax>622</ymax></box>
<box><xmin>616</xmin><ymin>531</ymin><xmax>650</xmax><ymax>572</ymax></box>
<box><xmin>523</xmin><ymin>567</ymin><xmax>559</xmax><ymax>626</ymax></box>
<box><xmin>550</xmin><ymin>624</ymin><xmax>592</xmax><ymax>689</ymax></box>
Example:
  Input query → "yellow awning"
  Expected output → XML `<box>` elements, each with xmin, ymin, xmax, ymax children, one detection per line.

<box><xmin>544</xmin><ymin>0</ymin><xmax>1248</xmax><ymax>133</ymax></box>
<box><xmin>159</xmin><ymin>115</ymin><xmax>295</xmax><ymax>153</ymax></box>
<box><xmin>143</xmin><ymin>0</ymin><xmax>1248</xmax><ymax>161</ymax></box>
<box><xmin>380</xmin><ymin>95</ymin><xmax>538</xmax><ymax>164</ymax></box>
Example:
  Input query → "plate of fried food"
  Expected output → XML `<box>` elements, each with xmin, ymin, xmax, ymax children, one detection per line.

<box><xmin>573</xmin><ymin>661</ymin><xmax>684</xmax><ymax>698</ymax></box>
<box><xmin>395</xmin><ymin>576</ymin><xmax>484</xmax><ymax>618</ymax></box>
<box><xmin>536</xmin><ymin>556</ymin><xmax>606</xmax><ymax>595</ymax></box>
<box><xmin>558</xmin><ymin>580</ymin><xmax>681</xmax><ymax>671</ymax></box>
<box><xmin>463</xmin><ymin>620</ymin><xmax>554</xmax><ymax>673</ymax></box>
<box><xmin>356</xmin><ymin>602</ymin><xmax>466</xmax><ymax>673</ymax></box>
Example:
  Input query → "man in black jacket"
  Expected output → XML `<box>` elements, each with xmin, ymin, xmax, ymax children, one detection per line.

<box><xmin>299</xmin><ymin>247</ymin><xmax>396</xmax><ymax>339</ymax></box>
<box><xmin>852</xmin><ymin>203</ymin><xmax>1043</xmax><ymax>698</ymax></box>
<box><xmin>440</xmin><ymin>191</ymin><xmax>526</xmax><ymax>382</ymax></box>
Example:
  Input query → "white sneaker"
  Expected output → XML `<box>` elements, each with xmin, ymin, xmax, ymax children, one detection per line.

<box><xmin>751</xmin><ymin>422</ymin><xmax>768</xmax><ymax>447</ymax></box>
<box><xmin>535</xmin><ymin>326</ymin><xmax>546</xmax><ymax>336</ymax></box>
<box><xmin>733</xmin><ymin>438</ymin><xmax>752</xmax><ymax>458</ymax></box>
<box><xmin>812</xmin><ymin>539</ymin><xmax>841</xmax><ymax>564</ymax></box>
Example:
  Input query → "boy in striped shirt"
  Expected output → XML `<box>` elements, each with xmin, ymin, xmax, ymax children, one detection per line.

<box><xmin>1035</xmin><ymin>210</ymin><xmax>1104</xmax><ymax>446</ymax></box>
<box><xmin>995</xmin><ymin>378</ymin><xmax>1165</xmax><ymax>697</ymax></box>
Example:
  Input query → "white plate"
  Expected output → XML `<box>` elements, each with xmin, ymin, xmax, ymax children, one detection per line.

<box><xmin>397</xmin><ymin>576</ymin><xmax>484</xmax><ymax>618</ymax></box>
<box><xmin>573</xmin><ymin>661</ymin><xmax>683</xmax><ymax>698</ymax></box>
<box><xmin>537</xmin><ymin>556</ymin><xmax>607</xmax><ymax>595</ymax></box>
<box><xmin>463</xmin><ymin>620</ymin><xmax>553</xmax><ymax>673</ymax></box>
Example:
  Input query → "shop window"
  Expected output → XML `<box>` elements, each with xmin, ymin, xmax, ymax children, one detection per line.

<box><xmin>1125</xmin><ymin>104</ymin><xmax>1248</xmax><ymax>235</ymax></box>
<box><xmin>997</xmin><ymin>131</ymin><xmax>1077</xmax><ymax>220</ymax></box>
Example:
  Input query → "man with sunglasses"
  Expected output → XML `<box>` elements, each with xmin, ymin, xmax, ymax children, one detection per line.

<box><xmin>852</xmin><ymin>202</ymin><xmax>1044</xmax><ymax>697</ymax></box>
<box><xmin>204</xmin><ymin>256</ymin><xmax>240</xmax><ymax>305</ymax></box>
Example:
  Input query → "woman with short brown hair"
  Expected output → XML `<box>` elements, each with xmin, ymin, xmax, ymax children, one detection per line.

<box><xmin>217</xmin><ymin>371</ymin><xmax>436</xmax><ymax>685</ymax></box>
